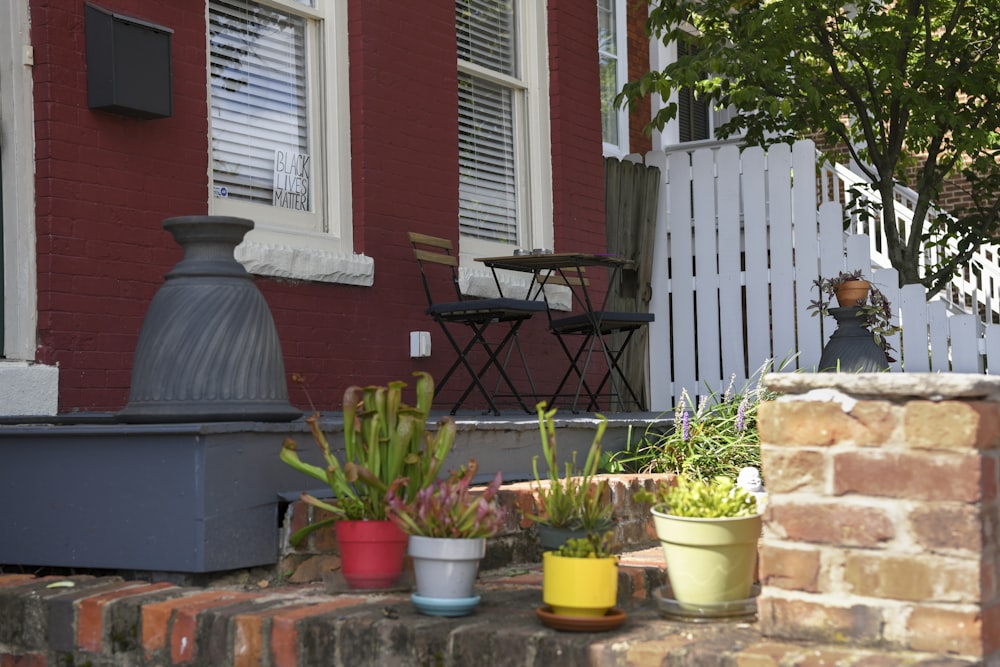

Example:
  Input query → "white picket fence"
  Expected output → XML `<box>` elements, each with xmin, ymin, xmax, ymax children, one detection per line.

<box><xmin>642</xmin><ymin>139</ymin><xmax>1000</xmax><ymax>412</ymax></box>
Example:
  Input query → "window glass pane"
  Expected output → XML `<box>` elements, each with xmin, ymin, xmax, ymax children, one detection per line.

<box><xmin>209</xmin><ymin>0</ymin><xmax>311</xmax><ymax>211</ymax></box>
<box><xmin>597</xmin><ymin>0</ymin><xmax>616</xmax><ymax>57</ymax></box>
<box><xmin>457</xmin><ymin>0</ymin><xmax>517</xmax><ymax>77</ymax></box>
<box><xmin>598</xmin><ymin>0</ymin><xmax>620</xmax><ymax>147</ymax></box>
<box><xmin>599</xmin><ymin>55</ymin><xmax>619</xmax><ymax>145</ymax></box>
<box><xmin>458</xmin><ymin>73</ymin><xmax>518</xmax><ymax>243</ymax></box>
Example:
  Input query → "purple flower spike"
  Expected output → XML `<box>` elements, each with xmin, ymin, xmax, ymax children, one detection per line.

<box><xmin>736</xmin><ymin>395</ymin><xmax>749</xmax><ymax>433</ymax></box>
<box><xmin>681</xmin><ymin>410</ymin><xmax>690</xmax><ymax>441</ymax></box>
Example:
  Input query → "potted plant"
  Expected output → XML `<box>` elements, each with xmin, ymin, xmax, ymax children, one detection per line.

<box><xmin>280</xmin><ymin>372</ymin><xmax>455</xmax><ymax>589</ymax></box>
<box><xmin>819</xmin><ymin>268</ymin><xmax>872</xmax><ymax>308</ymax></box>
<box><xmin>538</xmin><ymin>532</ymin><xmax>625</xmax><ymax>630</ymax></box>
<box><xmin>386</xmin><ymin>459</ymin><xmax>505</xmax><ymax>616</ymax></box>
<box><xmin>530</xmin><ymin>402</ymin><xmax>613</xmax><ymax>551</ymax></box>
<box><xmin>637</xmin><ymin>474</ymin><xmax>761</xmax><ymax>607</ymax></box>
<box><xmin>808</xmin><ymin>269</ymin><xmax>901</xmax><ymax>369</ymax></box>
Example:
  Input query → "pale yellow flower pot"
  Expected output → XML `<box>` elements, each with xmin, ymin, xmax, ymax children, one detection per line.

<box><xmin>651</xmin><ymin>508</ymin><xmax>761</xmax><ymax>605</ymax></box>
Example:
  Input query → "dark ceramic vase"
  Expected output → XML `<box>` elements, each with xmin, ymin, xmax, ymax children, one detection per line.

<box><xmin>818</xmin><ymin>306</ymin><xmax>890</xmax><ymax>373</ymax></box>
<box><xmin>119</xmin><ymin>216</ymin><xmax>301</xmax><ymax>423</ymax></box>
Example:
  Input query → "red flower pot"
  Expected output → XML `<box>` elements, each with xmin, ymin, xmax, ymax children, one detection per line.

<box><xmin>336</xmin><ymin>519</ymin><xmax>408</xmax><ymax>589</ymax></box>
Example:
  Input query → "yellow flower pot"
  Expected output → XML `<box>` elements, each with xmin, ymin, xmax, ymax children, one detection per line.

<box><xmin>542</xmin><ymin>551</ymin><xmax>618</xmax><ymax>616</ymax></box>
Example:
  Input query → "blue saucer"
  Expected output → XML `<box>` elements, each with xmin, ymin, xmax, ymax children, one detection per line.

<box><xmin>411</xmin><ymin>593</ymin><xmax>481</xmax><ymax>617</ymax></box>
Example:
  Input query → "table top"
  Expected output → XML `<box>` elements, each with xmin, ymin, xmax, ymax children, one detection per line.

<box><xmin>476</xmin><ymin>252</ymin><xmax>633</xmax><ymax>272</ymax></box>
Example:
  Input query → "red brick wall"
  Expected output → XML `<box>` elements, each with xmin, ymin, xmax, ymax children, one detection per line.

<box><xmin>757</xmin><ymin>373</ymin><xmax>1000</xmax><ymax>660</ymax></box>
<box><xmin>30</xmin><ymin>0</ymin><xmax>208</xmax><ymax>411</ymax></box>
<box><xmin>27</xmin><ymin>0</ymin><xmax>608</xmax><ymax>413</ymax></box>
<box><xmin>548</xmin><ymin>0</ymin><xmax>606</xmax><ymax>252</ymax></box>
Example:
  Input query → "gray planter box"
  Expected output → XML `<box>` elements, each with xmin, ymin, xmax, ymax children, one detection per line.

<box><xmin>0</xmin><ymin>412</ymin><xmax>643</xmax><ymax>574</ymax></box>
<box><xmin>0</xmin><ymin>419</ymin><xmax>321</xmax><ymax>573</ymax></box>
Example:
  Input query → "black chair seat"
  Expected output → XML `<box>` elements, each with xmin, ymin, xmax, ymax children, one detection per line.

<box><xmin>429</xmin><ymin>299</ymin><xmax>546</xmax><ymax>322</ymax></box>
<box><xmin>548</xmin><ymin>311</ymin><xmax>654</xmax><ymax>335</ymax></box>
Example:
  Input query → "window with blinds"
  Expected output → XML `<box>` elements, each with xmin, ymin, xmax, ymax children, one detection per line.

<box><xmin>677</xmin><ymin>35</ymin><xmax>710</xmax><ymax>143</ymax></box>
<box><xmin>457</xmin><ymin>0</ymin><xmax>521</xmax><ymax>245</ymax></box>
<box><xmin>209</xmin><ymin>0</ymin><xmax>311</xmax><ymax>212</ymax></box>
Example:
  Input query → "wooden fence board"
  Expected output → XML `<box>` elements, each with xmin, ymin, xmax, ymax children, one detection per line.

<box><xmin>927</xmin><ymin>300</ymin><xmax>951</xmax><ymax>371</ymax></box>
<box><xmin>742</xmin><ymin>146</ymin><xmax>771</xmax><ymax>384</ymax></box>
<box><xmin>768</xmin><ymin>144</ymin><xmax>797</xmax><ymax>368</ymax></box>
<box><xmin>666</xmin><ymin>151</ymin><xmax>697</xmax><ymax>406</ymax></box>
<box><xmin>646</xmin><ymin>150</ymin><xmax>671</xmax><ymax>410</ymax></box>
<box><xmin>717</xmin><ymin>145</ymin><xmax>744</xmax><ymax>386</ymax></box>
<box><xmin>900</xmin><ymin>284</ymin><xmax>930</xmax><ymax>372</ymax></box>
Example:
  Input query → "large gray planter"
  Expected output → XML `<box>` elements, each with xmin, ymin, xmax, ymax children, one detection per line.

<box><xmin>818</xmin><ymin>306</ymin><xmax>890</xmax><ymax>373</ymax></box>
<box><xmin>119</xmin><ymin>216</ymin><xmax>300</xmax><ymax>422</ymax></box>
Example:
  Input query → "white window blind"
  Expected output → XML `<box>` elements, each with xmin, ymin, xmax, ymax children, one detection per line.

<box><xmin>209</xmin><ymin>0</ymin><xmax>310</xmax><ymax>210</ymax></box>
<box><xmin>457</xmin><ymin>0</ymin><xmax>520</xmax><ymax>244</ymax></box>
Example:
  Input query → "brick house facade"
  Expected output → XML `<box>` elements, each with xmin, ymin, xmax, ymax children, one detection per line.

<box><xmin>1</xmin><ymin>0</ymin><xmax>640</xmax><ymax>416</ymax></box>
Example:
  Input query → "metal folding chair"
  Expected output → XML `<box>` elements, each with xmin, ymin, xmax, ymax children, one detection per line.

<box><xmin>408</xmin><ymin>232</ymin><xmax>545</xmax><ymax>415</ymax></box>
<box><xmin>538</xmin><ymin>267</ymin><xmax>654</xmax><ymax>412</ymax></box>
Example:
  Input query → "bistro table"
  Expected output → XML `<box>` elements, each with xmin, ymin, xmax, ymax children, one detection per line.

<box><xmin>476</xmin><ymin>252</ymin><xmax>652</xmax><ymax>412</ymax></box>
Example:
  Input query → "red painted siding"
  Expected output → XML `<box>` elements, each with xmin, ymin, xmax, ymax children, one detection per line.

<box><xmin>27</xmin><ymin>0</ymin><xmax>608</xmax><ymax>414</ymax></box>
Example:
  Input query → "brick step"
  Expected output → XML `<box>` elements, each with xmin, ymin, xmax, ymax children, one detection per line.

<box><xmin>0</xmin><ymin>569</ymin><xmax>974</xmax><ymax>667</ymax></box>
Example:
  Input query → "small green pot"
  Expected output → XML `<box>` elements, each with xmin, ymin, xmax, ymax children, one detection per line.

<box><xmin>651</xmin><ymin>508</ymin><xmax>761</xmax><ymax>606</ymax></box>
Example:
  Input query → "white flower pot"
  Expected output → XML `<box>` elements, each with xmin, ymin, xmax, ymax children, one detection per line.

<box><xmin>408</xmin><ymin>536</ymin><xmax>486</xmax><ymax>599</ymax></box>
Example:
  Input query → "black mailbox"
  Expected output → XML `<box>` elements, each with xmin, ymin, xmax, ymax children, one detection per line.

<box><xmin>86</xmin><ymin>4</ymin><xmax>173</xmax><ymax>119</ymax></box>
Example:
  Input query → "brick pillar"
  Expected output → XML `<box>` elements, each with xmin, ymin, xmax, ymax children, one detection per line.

<box><xmin>756</xmin><ymin>373</ymin><xmax>1000</xmax><ymax>660</ymax></box>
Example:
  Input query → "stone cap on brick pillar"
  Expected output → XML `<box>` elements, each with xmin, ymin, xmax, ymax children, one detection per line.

<box><xmin>764</xmin><ymin>372</ymin><xmax>1000</xmax><ymax>401</ymax></box>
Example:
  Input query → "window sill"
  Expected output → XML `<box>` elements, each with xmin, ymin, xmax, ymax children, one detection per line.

<box><xmin>235</xmin><ymin>239</ymin><xmax>374</xmax><ymax>286</ymax></box>
<box><xmin>460</xmin><ymin>266</ymin><xmax>571</xmax><ymax>311</ymax></box>
<box><xmin>0</xmin><ymin>361</ymin><xmax>59</xmax><ymax>417</ymax></box>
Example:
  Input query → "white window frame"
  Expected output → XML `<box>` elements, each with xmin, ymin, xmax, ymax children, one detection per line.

<box><xmin>599</xmin><ymin>0</ymin><xmax>629</xmax><ymax>157</ymax></box>
<box><xmin>457</xmin><ymin>0</ymin><xmax>554</xmax><ymax>299</ymax></box>
<box><xmin>0</xmin><ymin>0</ymin><xmax>59</xmax><ymax>415</ymax></box>
<box><xmin>208</xmin><ymin>0</ymin><xmax>371</xmax><ymax>286</ymax></box>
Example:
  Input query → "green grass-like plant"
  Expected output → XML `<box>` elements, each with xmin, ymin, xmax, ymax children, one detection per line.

<box><xmin>603</xmin><ymin>360</ymin><xmax>780</xmax><ymax>482</ymax></box>
<box><xmin>529</xmin><ymin>402</ymin><xmax>612</xmax><ymax>532</ymax></box>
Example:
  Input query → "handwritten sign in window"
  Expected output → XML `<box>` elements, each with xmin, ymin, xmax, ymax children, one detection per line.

<box><xmin>273</xmin><ymin>150</ymin><xmax>310</xmax><ymax>211</ymax></box>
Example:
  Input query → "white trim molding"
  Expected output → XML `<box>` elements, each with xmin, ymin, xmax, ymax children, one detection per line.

<box><xmin>0</xmin><ymin>1</ymin><xmax>58</xmax><ymax>416</ymax></box>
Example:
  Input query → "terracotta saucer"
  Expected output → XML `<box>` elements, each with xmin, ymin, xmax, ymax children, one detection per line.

<box><xmin>535</xmin><ymin>606</ymin><xmax>626</xmax><ymax>632</ymax></box>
